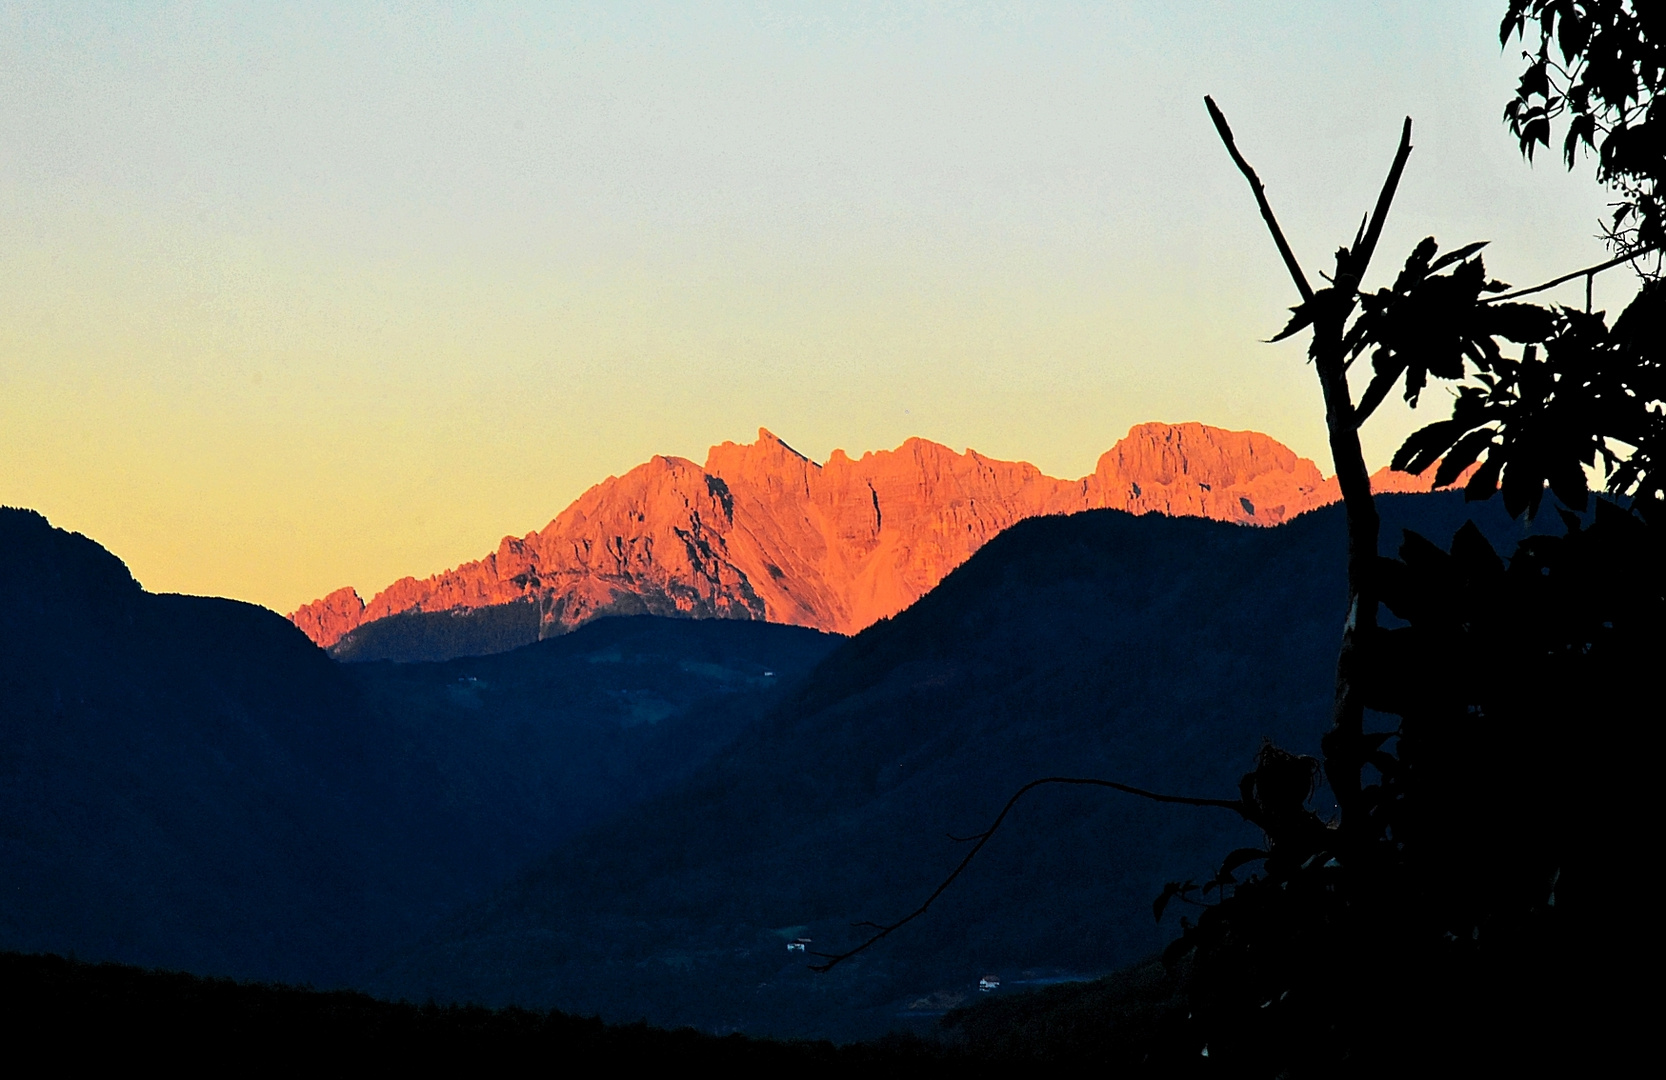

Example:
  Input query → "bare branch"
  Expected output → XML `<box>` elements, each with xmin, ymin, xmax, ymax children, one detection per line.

<box><xmin>1205</xmin><ymin>96</ymin><xmax>1315</xmax><ymax>304</ymax></box>
<box><xmin>808</xmin><ymin>776</ymin><xmax>1242</xmax><ymax>973</ymax></box>
<box><xmin>1346</xmin><ymin>117</ymin><xmax>1414</xmax><ymax>283</ymax></box>
<box><xmin>1483</xmin><ymin>244</ymin><xmax>1661</xmax><ymax>303</ymax></box>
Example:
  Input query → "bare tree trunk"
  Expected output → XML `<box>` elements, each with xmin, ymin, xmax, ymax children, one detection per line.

<box><xmin>1310</xmin><ymin>298</ymin><xmax>1379</xmax><ymax>821</ymax></box>
<box><xmin>1206</xmin><ymin>99</ymin><xmax>1411</xmax><ymax>826</ymax></box>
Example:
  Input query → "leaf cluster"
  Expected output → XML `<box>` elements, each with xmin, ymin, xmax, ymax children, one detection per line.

<box><xmin>1503</xmin><ymin>0</ymin><xmax>1666</xmax><ymax>253</ymax></box>
<box><xmin>1280</xmin><ymin>228</ymin><xmax>1664</xmax><ymax>521</ymax></box>
<box><xmin>1391</xmin><ymin>277</ymin><xmax>1665</xmax><ymax>518</ymax></box>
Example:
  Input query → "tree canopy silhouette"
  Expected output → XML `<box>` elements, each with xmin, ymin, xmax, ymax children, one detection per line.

<box><xmin>819</xmin><ymin>4</ymin><xmax>1660</xmax><ymax>1071</ymax></box>
<box><xmin>1503</xmin><ymin>1</ymin><xmax>1664</xmax><ymax>258</ymax></box>
<box><xmin>1151</xmin><ymin>6</ymin><xmax>1660</xmax><ymax>1070</ymax></box>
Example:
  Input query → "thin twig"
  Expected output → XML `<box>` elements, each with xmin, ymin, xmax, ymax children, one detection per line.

<box><xmin>807</xmin><ymin>776</ymin><xmax>1242</xmax><ymax>973</ymax></box>
<box><xmin>1205</xmin><ymin>95</ymin><xmax>1315</xmax><ymax>304</ymax></box>
<box><xmin>1484</xmin><ymin>245</ymin><xmax>1660</xmax><ymax>303</ymax></box>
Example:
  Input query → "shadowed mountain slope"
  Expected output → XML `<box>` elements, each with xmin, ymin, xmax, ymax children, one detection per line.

<box><xmin>373</xmin><ymin>493</ymin><xmax>1538</xmax><ymax>1041</ymax></box>
<box><xmin>0</xmin><ymin>507</ymin><xmax>836</xmax><ymax>986</ymax></box>
<box><xmin>345</xmin><ymin>615</ymin><xmax>839</xmax><ymax>865</ymax></box>
<box><xmin>296</xmin><ymin>423</ymin><xmax>1461</xmax><ymax>661</ymax></box>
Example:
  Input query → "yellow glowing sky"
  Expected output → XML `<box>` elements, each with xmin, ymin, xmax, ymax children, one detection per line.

<box><xmin>0</xmin><ymin>3</ymin><xmax>1627</xmax><ymax>613</ymax></box>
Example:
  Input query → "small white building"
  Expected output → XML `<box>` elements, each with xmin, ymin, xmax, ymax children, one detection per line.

<box><xmin>787</xmin><ymin>938</ymin><xmax>812</xmax><ymax>953</ymax></box>
<box><xmin>978</xmin><ymin>975</ymin><xmax>1001</xmax><ymax>992</ymax></box>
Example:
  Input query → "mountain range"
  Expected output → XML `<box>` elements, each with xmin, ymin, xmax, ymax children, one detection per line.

<box><xmin>2</xmin><ymin>484</ymin><xmax>1540</xmax><ymax>1039</ymax></box>
<box><xmin>292</xmin><ymin>422</ymin><xmax>1458</xmax><ymax>657</ymax></box>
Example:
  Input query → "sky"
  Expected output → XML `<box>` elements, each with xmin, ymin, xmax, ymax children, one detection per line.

<box><xmin>0</xmin><ymin>2</ymin><xmax>1631</xmax><ymax>613</ymax></box>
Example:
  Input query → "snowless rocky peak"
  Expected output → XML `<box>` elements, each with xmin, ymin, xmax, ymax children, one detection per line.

<box><xmin>288</xmin><ymin>586</ymin><xmax>365</xmax><ymax>651</ymax></box>
<box><xmin>289</xmin><ymin>422</ymin><xmax>1453</xmax><ymax>647</ymax></box>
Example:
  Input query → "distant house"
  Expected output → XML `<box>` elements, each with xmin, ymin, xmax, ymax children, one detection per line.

<box><xmin>978</xmin><ymin>975</ymin><xmax>1000</xmax><ymax>992</ymax></box>
<box><xmin>787</xmin><ymin>938</ymin><xmax>812</xmax><ymax>953</ymax></box>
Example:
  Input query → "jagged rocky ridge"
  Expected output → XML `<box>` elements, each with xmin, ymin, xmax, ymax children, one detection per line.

<box><xmin>293</xmin><ymin>422</ymin><xmax>1455</xmax><ymax>650</ymax></box>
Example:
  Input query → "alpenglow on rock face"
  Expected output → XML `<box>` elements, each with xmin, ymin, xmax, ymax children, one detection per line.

<box><xmin>290</xmin><ymin>422</ymin><xmax>1451</xmax><ymax>647</ymax></box>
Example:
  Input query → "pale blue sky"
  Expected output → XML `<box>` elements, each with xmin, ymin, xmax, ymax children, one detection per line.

<box><xmin>0</xmin><ymin>2</ymin><xmax>1624</xmax><ymax>610</ymax></box>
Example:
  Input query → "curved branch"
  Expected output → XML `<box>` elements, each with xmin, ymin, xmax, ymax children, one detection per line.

<box><xmin>807</xmin><ymin>776</ymin><xmax>1242</xmax><ymax>973</ymax></box>
<box><xmin>1205</xmin><ymin>96</ymin><xmax>1315</xmax><ymax>304</ymax></box>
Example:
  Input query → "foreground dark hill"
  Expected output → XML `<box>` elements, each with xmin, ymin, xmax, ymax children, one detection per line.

<box><xmin>1</xmin><ymin>509</ymin><xmax>391</xmax><ymax>984</ymax></box>
<box><xmin>377</xmin><ymin>493</ymin><xmax>1538</xmax><ymax>1040</ymax></box>
<box><xmin>0</xmin><ymin>508</ymin><xmax>836</xmax><ymax>986</ymax></box>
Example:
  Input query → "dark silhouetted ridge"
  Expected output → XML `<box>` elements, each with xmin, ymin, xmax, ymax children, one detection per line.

<box><xmin>373</xmin><ymin>493</ymin><xmax>1539</xmax><ymax>1040</ymax></box>
<box><xmin>0</xmin><ymin>507</ymin><xmax>837</xmax><ymax>988</ymax></box>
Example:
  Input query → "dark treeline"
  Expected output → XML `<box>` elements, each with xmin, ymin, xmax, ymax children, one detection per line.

<box><xmin>0</xmin><ymin>951</ymin><xmax>958</xmax><ymax>1070</ymax></box>
<box><xmin>8</xmin><ymin>945</ymin><xmax>1514</xmax><ymax>1071</ymax></box>
<box><xmin>328</xmin><ymin>598</ymin><xmax>547</xmax><ymax>663</ymax></box>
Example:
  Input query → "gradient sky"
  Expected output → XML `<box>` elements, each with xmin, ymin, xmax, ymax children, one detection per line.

<box><xmin>0</xmin><ymin>2</ymin><xmax>1629</xmax><ymax>613</ymax></box>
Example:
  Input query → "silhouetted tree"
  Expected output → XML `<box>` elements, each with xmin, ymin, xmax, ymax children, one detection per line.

<box><xmin>821</xmin><ymin>5</ymin><xmax>1659</xmax><ymax>1072</ymax></box>
<box><xmin>1154</xmin><ymin>5</ymin><xmax>1661</xmax><ymax>1070</ymax></box>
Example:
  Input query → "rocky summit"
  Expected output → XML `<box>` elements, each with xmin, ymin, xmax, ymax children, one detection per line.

<box><xmin>290</xmin><ymin>422</ymin><xmax>1453</xmax><ymax>647</ymax></box>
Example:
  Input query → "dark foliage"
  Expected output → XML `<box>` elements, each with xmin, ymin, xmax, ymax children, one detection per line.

<box><xmin>1387</xmin><ymin>271</ymin><xmax>1664</xmax><ymax>518</ymax></box>
<box><xmin>1148</xmin><ymin>13</ymin><xmax>1662</xmax><ymax>1071</ymax></box>
<box><xmin>1156</xmin><ymin>505</ymin><xmax>1653</xmax><ymax>1072</ymax></box>
<box><xmin>1503</xmin><ymin>0</ymin><xmax>1665</xmax><ymax>256</ymax></box>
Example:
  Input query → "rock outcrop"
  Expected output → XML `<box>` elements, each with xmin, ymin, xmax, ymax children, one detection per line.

<box><xmin>288</xmin><ymin>586</ymin><xmax>366</xmax><ymax>649</ymax></box>
<box><xmin>1084</xmin><ymin>422</ymin><xmax>1331</xmax><ymax>523</ymax></box>
<box><xmin>289</xmin><ymin>423</ymin><xmax>1461</xmax><ymax>647</ymax></box>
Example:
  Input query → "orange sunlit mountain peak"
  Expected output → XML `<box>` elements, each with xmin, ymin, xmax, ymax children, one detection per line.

<box><xmin>289</xmin><ymin>422</ymin><xmax>1461</xmax><ymax>650</ymax></box>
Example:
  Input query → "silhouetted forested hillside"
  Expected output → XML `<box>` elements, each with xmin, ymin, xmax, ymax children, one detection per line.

<box><xmin>328</xmin><ymin>599</ymin><xmax>543</xmax><ymax>662</ymax></box>
<box><xmin>374</xmin><ymin>494</ymin><xmax>1544</xmax><ymax>1040</ymax></box>
<box><xmin>0</xmin><ymin>507</ymin><xmax>836</xmax><ymax>986</ymax></box>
